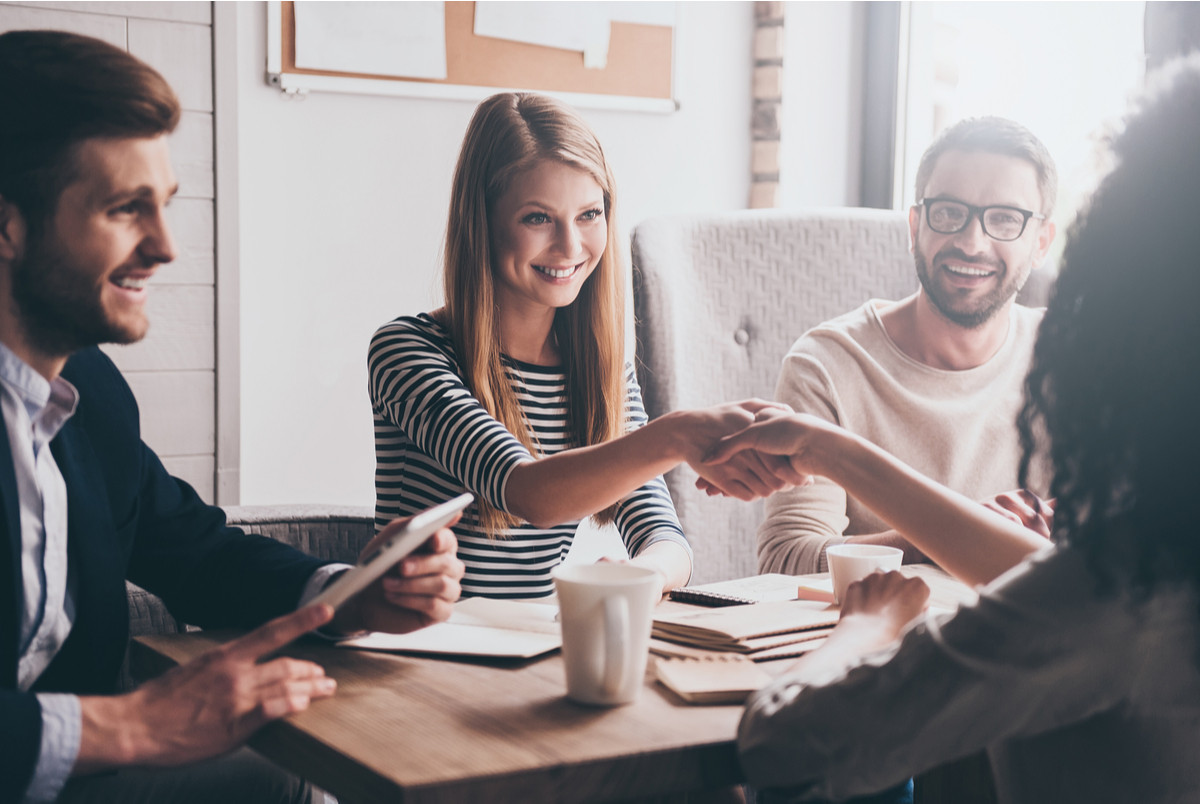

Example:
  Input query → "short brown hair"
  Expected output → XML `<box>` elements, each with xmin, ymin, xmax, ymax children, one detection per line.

<box><xmin>914</xmin><ymin>116</ymin><xmax>1058</xmax><ymax>216</ymax></box>
<box><xmin>0</xmin><ymin>30</ymin><xmax>180</xmax><ymax>236</ymax></box>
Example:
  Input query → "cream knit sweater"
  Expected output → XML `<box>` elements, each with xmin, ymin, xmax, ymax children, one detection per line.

<box><xmin>758</xmin><ymin>299</ymin><xmax>1049</xmax><ymax>574</ymax></box>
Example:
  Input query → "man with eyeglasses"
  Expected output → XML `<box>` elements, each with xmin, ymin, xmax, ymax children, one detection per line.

<box><xmin>753</xmin><ymin>116</ymin><xmax>1057</xmax><ymax>804</ymax></box>
<box><xmin>758</xmin><ymin>116</ymin><xmax>1057</xmax><ymax>579</ymax></box>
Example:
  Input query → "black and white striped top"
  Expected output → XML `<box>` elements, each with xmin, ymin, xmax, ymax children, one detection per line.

<box><xmin>369</xmin><ymin>313</ymin><xmax>691</xmax><ymax>599</ymax></box>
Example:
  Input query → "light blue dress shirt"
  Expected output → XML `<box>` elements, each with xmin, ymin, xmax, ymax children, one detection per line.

<box><xmin>0</xmin><ymin>343</ymin><xmax>80</xmax><ymax>804</ymax></box>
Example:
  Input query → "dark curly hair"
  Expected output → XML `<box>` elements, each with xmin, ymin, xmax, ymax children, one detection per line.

<box><xmin>1018</xmin><ymin>54</ymin><xmax>1200</xmax><ymax>596</ymax></box>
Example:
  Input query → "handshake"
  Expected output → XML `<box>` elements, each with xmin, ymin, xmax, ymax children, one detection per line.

<box><xmin>670</xmin><ymin>400</ymin><xmax>1055</xmax><ymax>553</ymax></box>
<box><xmin>663</xmin><ymin>399</ymin><xmax>843</xmax><ymax>502</ymax></box>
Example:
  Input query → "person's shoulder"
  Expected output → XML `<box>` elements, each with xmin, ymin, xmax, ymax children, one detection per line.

<box><xmin>785</xmin><ymin>300</ymin><xmax>881</xmax><ymax>358</ymax></box>
<box><xmin>370</xmin><ymin>312</ymin><xmax>454</xmax><ymax>358</ymax></box>
<box><xmin>59</xmin><ymin>347</ymin><xmax>141</xmax><ymax>447</ymax></box>
<box><xmin>61</xmin><ymin>345</ymin><xmax>119</xmax><ymax>381</ymax></box>
<box><xmin>1011</xmin><ymin>302</ymin><xmax>1046</xmax><ymax>325</ymax></box>
<box><xmin>61</xmin><ymin>347</ymin><xmax>135</xmax><ymax>407</ymax></box>
<box><xmin>1008</xmin><ymin>303</ymin><xmax>1046</xmax><ymax>345</ymax></box>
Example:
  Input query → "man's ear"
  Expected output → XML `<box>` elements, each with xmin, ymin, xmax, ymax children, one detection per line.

<box><xmin>1031</xmin><ymin>219</ymin><xmax>1056</xmax><ymax>269</ymax></box>
<box><xmin>907</xmin><ymin>205</ymin><xmax>920</xmax><ymax>254</ymax></box>
<box><xmin>0</xmin><ymin>196</ymin><xmax>26</xmax><ymax>263</ymax></box>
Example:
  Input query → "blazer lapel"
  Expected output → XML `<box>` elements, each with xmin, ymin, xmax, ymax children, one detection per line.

<box><xmin>50</xmin><ymin>418</ymin><xmax>125</xmax><ymax>645</ymax></box>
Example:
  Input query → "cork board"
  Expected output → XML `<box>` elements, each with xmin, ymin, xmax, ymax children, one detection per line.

<box><xmin>267</xmin><ymin>2</ymin><xmax>677</xmax><ymax>111</ymax></box>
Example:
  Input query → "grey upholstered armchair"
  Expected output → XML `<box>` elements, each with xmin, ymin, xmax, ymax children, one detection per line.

<box><xmin>631</xmin><ymin>207</ymin><xmax>1050</xmax><ymax>584</ymax></box>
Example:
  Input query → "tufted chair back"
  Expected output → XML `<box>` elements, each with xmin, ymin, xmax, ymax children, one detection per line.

<box><xmin>631</xmin><ymin>207</ymin><xmax>1051</xmax><ymax>584</ymax></box>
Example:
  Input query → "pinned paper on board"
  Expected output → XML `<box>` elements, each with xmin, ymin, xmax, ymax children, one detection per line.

<box><xmin>474</xmin><ymin>2</ymin><xmax>609</xmax><ymax>69</ymax></box>
<box><xmin>269</xmin><ymin>1</ymin><xmax>678</xmax><ymax>112</ymax></box>
<box><xmin>472</xmin><ymin>2</ymin><xmax>677</xmax><ymax>71</ymax></box>
<box><xmin>294</xmin><ymin>1</ymin><xmax>448</xmax><ymax>80</ymax></box>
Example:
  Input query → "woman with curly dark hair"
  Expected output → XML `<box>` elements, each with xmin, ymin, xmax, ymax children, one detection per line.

<box><xmin>716</xmin><ymin>57</ymin><xmax>1200</xmax><ymax>803</ymax></box>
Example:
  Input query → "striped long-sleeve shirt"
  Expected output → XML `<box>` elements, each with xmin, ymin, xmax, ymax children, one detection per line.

<box><xmin>368</xmin><ymin>313</ymin><xmax>691</xmax><ymax>599</ymax></box>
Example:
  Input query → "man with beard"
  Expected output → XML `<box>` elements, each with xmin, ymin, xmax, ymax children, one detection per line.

<box><xmin>0</xmin><ymin>30</ymin><xmax>464</xmax><ymax>804</ymax></box>
<box><xmin>757</xmin><ymin>117</ymin><xmax>1057</xmax><ymax>578</ymax></box>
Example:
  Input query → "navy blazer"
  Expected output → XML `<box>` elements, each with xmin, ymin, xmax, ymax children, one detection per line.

<box><xmin>1</xmin><ymin>348</ymin><xmax>328</xmax><ymax>801</ymax></box>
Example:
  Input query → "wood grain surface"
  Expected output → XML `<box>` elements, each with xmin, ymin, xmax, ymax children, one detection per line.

<box><xmin>131</xmin><ymin>566</ymin><xmax>975</xmax><ymax>803</ymax></box>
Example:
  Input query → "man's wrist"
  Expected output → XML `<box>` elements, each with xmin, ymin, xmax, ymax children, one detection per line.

<box><xmin>76</xmin><ymin>693</ymin><xmax>144</xmax><ymax>772</ymax></box>
<box><xmin>823</xmin><ymin>613</ymin><xmax>904</xmax><ymax>657</ymax></box>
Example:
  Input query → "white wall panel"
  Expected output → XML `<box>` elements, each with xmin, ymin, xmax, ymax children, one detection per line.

<box><xmin>102</xmin><ymin>286</ymin><xmax>215</xmax><ymax>372</ymax></box>
<box><xmin>162</xmin><ymin>198</ymin><xmax>215</xmax><ymax>285</ymax></box>
<box><xmin>9</xmin><ymin>2</ymin><xmax>210</xmax><ymax>24</ymax></box>
<box><xmin>125</xmin><ymin>371</ymin><xmax>215</xmax><ymax>456</ymax></box>
<box><xmin>170</xmin><ymin>111</ymin><xmax>214</xmax><ymax>199</ymax></box>
<box><xmin>129</xmin><ymin>17</ymin><xmax>213</xmax><ymax>112</ymax></box>
<box><xmin>0</xmin><ymin>3</ymin><xmax>124</xmax><ymax>44</ymax></box>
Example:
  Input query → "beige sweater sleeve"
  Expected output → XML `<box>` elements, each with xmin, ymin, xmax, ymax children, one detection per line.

<box><xmin>757</xmin><ymin>350</ymin><xmax>850</xmax><ymax>574</ymax></box>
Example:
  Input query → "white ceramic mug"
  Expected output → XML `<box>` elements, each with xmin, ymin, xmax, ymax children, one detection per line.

<box><xmin>552</xmin><ymin>563</ymin><xmax>661</xmax><ymax>706</ymax></box>
<box><xmin>825</xmin><ymin>544</ymin><xmax>904</xmax><ymax>605</ymax></box>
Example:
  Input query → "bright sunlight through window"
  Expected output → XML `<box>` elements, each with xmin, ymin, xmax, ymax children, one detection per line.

<box><xmin>898</xmin><ymin>1</ymin><xmax>1146</xmax><ymax>269</ymax></box>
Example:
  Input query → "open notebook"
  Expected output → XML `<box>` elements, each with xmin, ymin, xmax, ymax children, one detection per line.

<box><xmin>339</xmin><ymin>597</ymin><xmax>561</xmax><ymax>659</ymax></box>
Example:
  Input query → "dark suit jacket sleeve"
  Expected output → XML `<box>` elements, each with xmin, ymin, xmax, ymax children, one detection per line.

<box><xmin>67</xmin><ymin>347</ymin><xmax>328</xmax><ymax>628</ymax></box>
<box><xmin>0</xmin><ymin>690</ymin><xmax>43</xmax><ymax>803</ymax></box>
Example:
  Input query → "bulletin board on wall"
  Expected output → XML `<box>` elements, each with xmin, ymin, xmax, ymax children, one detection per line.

<box><xmin>266</xmin><ymin>1</ymin><xmax>679</xmax><ymax>113</ymax></box>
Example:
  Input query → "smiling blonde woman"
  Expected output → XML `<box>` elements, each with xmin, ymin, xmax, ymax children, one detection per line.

<box><xmin>369</xmin><ymin>92</ymin><xmax>791</xmax><ymax>599</ymax></box>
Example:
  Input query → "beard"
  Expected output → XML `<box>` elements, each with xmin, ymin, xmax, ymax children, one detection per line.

<box><xmin>9</xmin><ymin>233</ymin><xmax>148</xmax><ymax>356</ymax></box>
<box><xmin>914</xmin><ymin>246</ymin><xmax>1029</xmax><ymax>329</ymax></box>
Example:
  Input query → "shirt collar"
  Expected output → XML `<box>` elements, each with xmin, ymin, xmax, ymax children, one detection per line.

<box><xmin>0</xmin><ymin>342</ymin><xmax>79</xmax><ymax>441</ymax></box>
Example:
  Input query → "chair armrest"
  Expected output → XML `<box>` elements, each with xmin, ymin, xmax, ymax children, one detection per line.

<box><xmin>222</xmin><ymin>504</ymin><xmax>375</xmax><ymax>564</ymax></box>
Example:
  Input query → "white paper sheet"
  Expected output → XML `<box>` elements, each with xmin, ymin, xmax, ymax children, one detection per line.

<box><xmin>294</xmin><ymin>1</ymin><xmax>447</xmax><ymax>80</ymax></box>
<box><xmin>605</xmin><ymin>2</ymin><xmax>677</xmax><ymax>27</ymax></box>
<box><xmin>473</xmin><ymin>2</ymin><xmax>612</xmax><ymax>68</ymax></box>
<box><xmin>340</xmin><ymin>598</ymin><xmax>561</xmax><ymax>659</ymax></box>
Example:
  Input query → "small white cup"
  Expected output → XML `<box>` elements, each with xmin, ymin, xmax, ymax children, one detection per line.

<box><xmin>825</xmin><ymin>544</ymin><xmax>904</xmax><ymax>605</ymax></box>
<box><xmin>552</xmin><ymin>563</ymin><xmax>661</xmax><ymax>706</ymax></box>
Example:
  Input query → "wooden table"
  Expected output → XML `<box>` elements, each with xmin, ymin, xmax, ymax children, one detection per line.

<box><xmin>130</xmin><ymin>565</ymin><xmax>976</xmax><ymax>804</ymax></box>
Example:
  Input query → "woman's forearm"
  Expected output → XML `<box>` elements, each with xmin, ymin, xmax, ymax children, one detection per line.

<box><xmin>820</xmin><ymin>432</ymin><xmax>1046</xmax><ymax>586</ymax></box>
<box><xmin>504</xmin><ymin>412</ymin><xmax>691</xmax><ymax>528</ymax></box>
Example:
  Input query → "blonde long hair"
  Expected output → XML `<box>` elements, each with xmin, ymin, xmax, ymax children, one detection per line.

<box><xmin>442</xmin><ymin>92</ymin><xmax>625</xmax><ymax>537</ymax></box>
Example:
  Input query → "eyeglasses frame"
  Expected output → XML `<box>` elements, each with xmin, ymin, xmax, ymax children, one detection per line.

<box><xmin>915</xmin><ymin>197</ymin><xmax>1047</xmax><ymax>242</ymax></box>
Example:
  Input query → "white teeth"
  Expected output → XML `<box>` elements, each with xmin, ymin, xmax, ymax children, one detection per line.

<box><xmin>945</xmin><ymin>264</ymin><xmax>992</xmax><ymax>277</ymax></box>
<box><xmin>113</xmin><ymin>276</ymin><xmax>148</xmax><ymax>289</ymax></box>
<box><xmin>534</xmin><ymin>264</ymin><xmax>579</xmax><ymax>279</ymax></box>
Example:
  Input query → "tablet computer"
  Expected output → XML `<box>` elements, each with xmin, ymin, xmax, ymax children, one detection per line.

<box><xmin>310</xmin><ymin>492</ymin><xmax>473</xmax><ymax>611</ymax></box>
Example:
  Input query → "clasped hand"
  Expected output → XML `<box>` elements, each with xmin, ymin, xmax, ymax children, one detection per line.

<box><xmin>690</xmin><ymin>408</ymin><xmax>831</xmax><ymax>500</ymax></box>
<box><xmin>680</xmin><ymin>400</ymin><xmax>807</xmax><ymax>501</ymax></box>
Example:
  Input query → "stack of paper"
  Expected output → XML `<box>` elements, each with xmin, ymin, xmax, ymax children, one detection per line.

<box><xmin>655</xmin><ymin>654</ymin><xmax>773</xmax><ymax>705</ymax></box>
<box><xmin>651</xmin><ymin>599</ymin><xmax>838</xmax><ymax>662</ymax></box>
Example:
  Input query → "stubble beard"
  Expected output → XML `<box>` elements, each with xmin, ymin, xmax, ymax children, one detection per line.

<box><xmin>10</xmin><ymin>235</ymin><xmax>147</xmax><ymax>357</ymax></box>
<box><xmin>913</xmin><ymin>247</ymin><xmax>1029</xmax><ymax>329</ymax></box>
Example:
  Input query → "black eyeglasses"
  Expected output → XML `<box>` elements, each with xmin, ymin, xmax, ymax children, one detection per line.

<box><xmin>916</xmin><ymin>197</ymin><xmax>1046</xmax><ymax>242</ymax></box>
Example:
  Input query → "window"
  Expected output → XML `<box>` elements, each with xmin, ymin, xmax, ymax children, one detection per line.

<box><xmin>897</xmin><ymin>1</ymin><xmax>1146</xmax><ymax>268</ymax></box>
